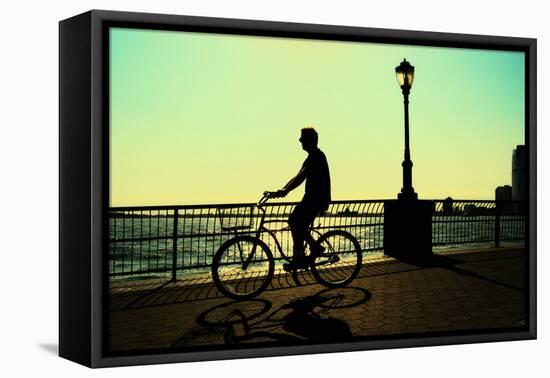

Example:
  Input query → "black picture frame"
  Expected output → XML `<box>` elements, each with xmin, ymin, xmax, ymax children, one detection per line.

<box><xmin>59</xmin><ymin>9</ymin><xmax>537</xmax><ymax>368</ymax></box>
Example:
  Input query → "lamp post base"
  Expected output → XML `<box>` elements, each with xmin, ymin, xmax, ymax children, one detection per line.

<box><xmin>384</xmin><ymin>199</ymin><xmax>433</xmax><ymax>261</ymax></box>
<box><xmin>398</xmin><ymin>191</ymin><xmax>418</xmax><ymax>200</ymax></box>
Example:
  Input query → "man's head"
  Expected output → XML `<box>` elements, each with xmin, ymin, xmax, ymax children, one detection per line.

<box><xmin>299</xmin><ymin>127</ymin><xmax>318</xmax><ymax>152</ymax></box>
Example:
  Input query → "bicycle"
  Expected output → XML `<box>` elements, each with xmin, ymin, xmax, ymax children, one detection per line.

<box><xmin>211</xmin><ymin>192</ymin><xmax>362</xmax><ymax>300</ymax></box>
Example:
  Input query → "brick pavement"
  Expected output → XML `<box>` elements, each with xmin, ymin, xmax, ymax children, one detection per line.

<box><xmin>108</xmin><ymin>247</ymin><xmax>526</xmax><ymax>353</ymax></box>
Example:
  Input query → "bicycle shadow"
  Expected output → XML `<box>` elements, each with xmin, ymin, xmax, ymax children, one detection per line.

<box><xmin>171</xmin><ymin>286</ymin><xmax>371</xmax><ymax>347</ymax></box>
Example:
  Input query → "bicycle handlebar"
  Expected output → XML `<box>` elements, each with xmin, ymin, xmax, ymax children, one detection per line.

<box><xmin>258</xmin><ymin>191</ymin><xmax>273</xmax><ymax>206</ymax></box>
<box><xmin>258</xmin><ymin>191</ymin><xmax>285</xmax><ymax>206</ymax></box>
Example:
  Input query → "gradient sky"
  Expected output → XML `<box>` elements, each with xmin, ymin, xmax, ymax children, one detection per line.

<box><xmin>109</xmin><ymin>27</ymin><xmax>525</xmax><ymax>206</ymax></box>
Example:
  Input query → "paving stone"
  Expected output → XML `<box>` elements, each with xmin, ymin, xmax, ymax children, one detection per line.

<box><xmin>108</xmin><ymin>247</ymin><xmax>527</xmax><ymax>352</ymax></box>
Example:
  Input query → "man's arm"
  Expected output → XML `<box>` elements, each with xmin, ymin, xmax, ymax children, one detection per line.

<box><xmin>279</xmin><ymin>165</ymin><xmax>307</xmax><ymax>196</ymax></box>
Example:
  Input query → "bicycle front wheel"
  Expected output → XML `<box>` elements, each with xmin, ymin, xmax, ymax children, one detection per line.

<box><xmin>212</xmin><ymin>236</ymin><xmax>274</xmax><ymax>300</ymax></box>
<box><xmin>311</xmin><ymin>230</ymin><xmax>362</xmax><ymax>288</ymax></box>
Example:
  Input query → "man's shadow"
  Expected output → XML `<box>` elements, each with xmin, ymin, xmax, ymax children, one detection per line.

<box><xmin>172</xmin><ymin>287</ymin><xmax>371</xmax><ymax>347</ymax></box>
<box><xmin>277</xmin><ymin>292</ymin><xmax>357</xmax><ymax>341</ymax></box>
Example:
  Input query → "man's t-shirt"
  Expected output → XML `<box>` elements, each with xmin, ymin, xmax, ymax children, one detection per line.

<box><xmin>301</xmin><ymin>148</ymin><xmax>331</xmax><ymax>209</ymax></box>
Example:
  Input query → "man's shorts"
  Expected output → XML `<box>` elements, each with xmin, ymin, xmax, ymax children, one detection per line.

<box><xmin>288</xmin><ymin>201</ymin><xmax>325</xmax><ymax>229</ymax></box>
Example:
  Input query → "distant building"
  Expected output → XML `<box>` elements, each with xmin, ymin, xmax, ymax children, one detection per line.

<box><xmin>495</xmin><ymin>185</ymin><xmax>512</xmax><ymax>202</ymax></box>
<box><xmin>495</xmin><ymin>185</ymin><xmax>513</xmax><ymax>214</ymax></box>
<box><xmin>512</xmin><ymin>145</ymin><xmax>526</xmax><ymax>201</ymax></box>
<box><xmin>512</xmin><ymin>145</ymin><xmax>527</xmax><ymax>214</ymax></box>
<box><xmin>442</xmin><ymin>197</ymin><xmax>454</xmax><ymax>215</ymax></box>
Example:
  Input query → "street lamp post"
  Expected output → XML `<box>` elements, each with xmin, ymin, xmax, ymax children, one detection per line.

<box><xmin>383</xmin><ymin>58</ymin><xmax>432</xmax><ymax>260</ymax></box>
<box><xmin>395</xmin><ymin>58</ymin><xmax>418</xmax><ymax>200</ymax></box>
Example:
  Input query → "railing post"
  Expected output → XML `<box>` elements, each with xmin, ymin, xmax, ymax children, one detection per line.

<box><xmin>171</xmin><ymin>209</ymin><xmax>179</xmax><ymax>282</ymax></box>
<box><xmin>494</xmin><ymin>203</ymin><xmax>501</xmax><ymax>248</ymax></box>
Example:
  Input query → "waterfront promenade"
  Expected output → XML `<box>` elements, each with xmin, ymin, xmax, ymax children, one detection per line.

<box><xmin>109</xmin><ymin>246</ymin><xmax>526</xmax><ymax>352</ymax></box>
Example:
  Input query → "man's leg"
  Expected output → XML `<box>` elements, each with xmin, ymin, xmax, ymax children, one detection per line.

<box><xmin>288</xmin><ymin>204</ymin><xmax>308</xmax><ymax>262</ymax></box>
<box><xmin>304</xmin><ymin>228</ymin><xmax>316</xmax><ymax>249</ymax></box>
<box><xmin>289</xmin><ymin>203</ymin><xmax>322</xmax><ymax>264</ymax></box>
<box><xmin>303</xmin><ymin>206</ymin><xmax>323</xmax><ymax>254</ymax></box>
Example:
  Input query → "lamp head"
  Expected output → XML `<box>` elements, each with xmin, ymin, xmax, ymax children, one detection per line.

<box><xmin>395</xmin><ymin>58</ymin><xmax>415</xmax><ymax>89</ymax></box>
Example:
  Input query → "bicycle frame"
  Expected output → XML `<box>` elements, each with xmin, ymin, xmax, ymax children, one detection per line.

<box><xmin>237</xmin><ymin>194</ymin><xmax>324</xmax><ymax>269</ymax></box>
<box><xmin>239</xmin><ymin>195</ymin><xmax>290</xmax><ymax>269</ymax></box>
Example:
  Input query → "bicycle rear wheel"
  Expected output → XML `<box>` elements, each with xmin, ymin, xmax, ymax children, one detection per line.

<box><xmin>212</xmin><ymin>236</ymin><xmax>274</xmax><ymax>300</ymax></box>
<box><xmin>310</xmin><ymin>230</ymin><xmax>362</xmax><ymax>288</ymax></box>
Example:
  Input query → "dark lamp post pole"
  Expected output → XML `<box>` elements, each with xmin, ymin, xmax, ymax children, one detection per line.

<box><xmin>384</xmin><ymin>59</ymin><xmax>432</xmax><ymax>261</ymax></box>
<box><xmin>395</xmin><ymin>58</ymin><xmax>418</xmax><ymax>200</ymax></box>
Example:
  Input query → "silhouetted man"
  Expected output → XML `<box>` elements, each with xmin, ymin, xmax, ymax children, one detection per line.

<box><xmin>273</xmin><ymin>127</ymin><xmax>331</xmax><ymax>269</ymax></box>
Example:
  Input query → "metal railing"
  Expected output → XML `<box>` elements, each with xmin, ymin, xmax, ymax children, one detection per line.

<box><xmin>432</xmin><ymin>200</ymin><xmax>526</xmax><ymax>248</ymax></box>
<box><xmin>109</xmin><ymin>200</ymin><xmax>385</xmax><ymax>279</ymax></box>
<box><xmin>108</xmin><ymin>199</ymin><xmax>526</xmax><ymax>279</ymax></box>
